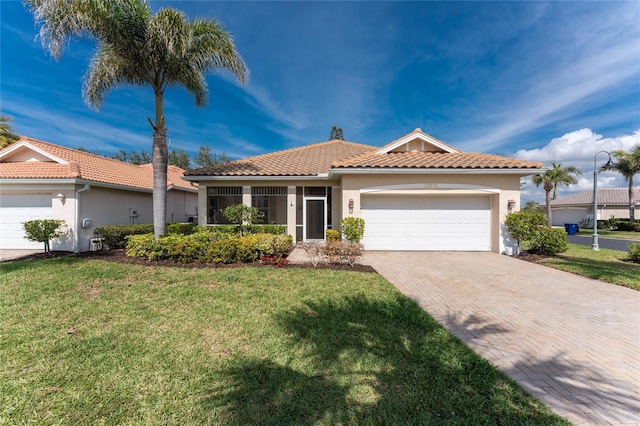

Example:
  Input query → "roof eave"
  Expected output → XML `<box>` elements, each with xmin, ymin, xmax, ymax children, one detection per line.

<box><xmin>330</xmin><ymin>167</ymin><xmax>543</xmax><ymax>175</ymax></box>
<box><xmin>183</xmin><ymin>174</ymin><xmax>334</xmax><ymax>182</ymax></box>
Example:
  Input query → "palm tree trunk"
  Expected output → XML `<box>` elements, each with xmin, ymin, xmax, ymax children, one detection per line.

<box><xmin>629</xmin><ymin>177</ymin><xmax>635</xmax><ymax>222</ymax></box>
<box><xmin>545</xmin><ymin>185</ymin><xmax>552</xmax><ymax>227</ymax></box>
<box><xmin>152</xmin><ymin>90</ymin><xmax>168</xmax><ymax>238</ymax></box>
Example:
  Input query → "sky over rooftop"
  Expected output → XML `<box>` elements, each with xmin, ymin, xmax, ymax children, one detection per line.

<box><xmin>2</xmin><ymin>1</ymin><xmax>639</xmax><ymax>202</ymax></box>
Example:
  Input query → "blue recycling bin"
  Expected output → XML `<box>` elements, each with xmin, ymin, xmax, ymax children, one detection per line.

<box><xmin>564</xmin><ymin>223</ymin><xmax>578</xmax><ymax>235</ymax></box>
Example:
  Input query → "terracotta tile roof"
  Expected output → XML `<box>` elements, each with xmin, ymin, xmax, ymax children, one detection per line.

<box><xmin>551</xmin><ymin>187</ymin><xmax>640</xmax><ymax>206</ymax></box>
<box><xmin>332</xmin><ymin>151</ymin><xmax>543</xmax><ymax>170</ymax></box>
<box><xmin>0</xmin><ymin>136</ymin><xmax>194</xmax><ymax>192</ymax></box>
<box><xmin>185</xmin><ymin>140</ymin><xmax>376</xmax><ymax>177</ymax></box>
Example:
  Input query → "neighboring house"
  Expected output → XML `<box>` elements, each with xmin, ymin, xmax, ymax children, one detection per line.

<box><xmin>550</xmin><ymin>187</ymin><xmax>640</xmax><ymax>226</ymax></box>
<box><xmin>184</xmin><ymin>128</ymin><xmax>542</xmax><ymax>252</ymax></box>
<box><xmin>0</xmin><ymin>137</ymin><xmax>198</xmax><ymax>251</ymax></box>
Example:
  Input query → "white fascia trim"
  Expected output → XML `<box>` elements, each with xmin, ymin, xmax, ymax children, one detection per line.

<box><xmin>182</xmin><ymin>175</ymin><xmax>333</xmax><ymax>182</ymax></box>
<box><xmin>0</xmin><ymin>178</ymin><xmax>190</xmax><ymax>194</ymax></box>
<box><xmin>0</xmin><ymin>141</ymin><xmax>69</xmax><ymax>164</ymax></box>
<box><xmin>331</xmin><ymin>167</ymin><xmax>541</xmax><ymax>175</ymax></box>
<box><xmin>360</xmin><ymin>183</ymin><xmax>501</xmax><ymax>194</ymax></box>
<box><xmin>376</xmin><ymin>133</ymin><xmax>461</xmax><ymax>154</ymax></box>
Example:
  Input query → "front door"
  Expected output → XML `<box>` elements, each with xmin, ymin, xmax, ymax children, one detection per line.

<box><xmin>304</xmin><ymin>198</ymin><xmax>326</xmax><ymax>240</ymax></box>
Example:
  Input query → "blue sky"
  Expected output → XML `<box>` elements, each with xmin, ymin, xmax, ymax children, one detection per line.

<box><xmin>1</xmin><ymin>1</ymin><xmax>639</xmax><ymax>202</ymax></box>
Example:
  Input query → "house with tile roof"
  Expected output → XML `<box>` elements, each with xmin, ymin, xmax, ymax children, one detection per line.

<box><xmin>184</xmin><ymin>128</ymin><xmax>543</xmax><ymax>253</ymax></box>
<box><xmin>549</xmin><ymin>187</ymin><xmax>639</xmax><ymax>227</ymax></box>
<box><xmin>0</xmin><ymin>137</ymin><xmax>198</xmax><ymax>251</ymax></box>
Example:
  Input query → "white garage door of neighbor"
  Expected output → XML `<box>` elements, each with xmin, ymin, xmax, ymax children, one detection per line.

<box><xmin>0</xmin><ymin>194</ymin><xmax>53</xmax><ymax>249</ymax></box>
<box><xmin>361</xmin><ymin>195</ymin><xmax>491</xmax><ymax>251</ymax></box>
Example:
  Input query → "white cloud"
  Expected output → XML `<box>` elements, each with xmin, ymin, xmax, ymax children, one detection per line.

<box><xmin>515</xmin><ymin>128</ymin><xmax>640</xmax><ymax>203</ymax></box>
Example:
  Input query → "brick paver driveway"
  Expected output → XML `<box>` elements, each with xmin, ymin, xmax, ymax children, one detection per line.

<box><xmin>365</xmin><ymin>251</ymin><xmax>640</xmax><ymax>425</ymax></box>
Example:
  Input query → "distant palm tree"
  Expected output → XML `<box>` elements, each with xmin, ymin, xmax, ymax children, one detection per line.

<box><xmin>26</xmin><ymin>0</ymin><xmax>248</xmax><ymax>237</ymax></box>
<box><xmin>532</xmin><ymin>171</ymin><xmax>555</xmax><ymax>227</ymax></box>
<box><xmin>549</xmin><ymin>162</ymin><xmax>583</xmax><ymax>200</ymax></box>
<box><xmin>612</xmin><ymin>144</ymin><xmax>640</xmax><ymax>221</ymax></box>
<box><xmin>0</xmin><ymin>110</ymin><xmax>20</xmax><ymax>149</ymax></box>
<box><xmin>532</xmin><ymin>163</ymin><xmax>583</xmax><ymax>227</ymax></box>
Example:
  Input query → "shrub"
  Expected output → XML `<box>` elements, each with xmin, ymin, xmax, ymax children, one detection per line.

<box><xmin>245</xmin><ymin>224</ymin><xmax>287</xmax><ymax>235</ymax></box>
<box><xmin>578</xmin><ymin>217</ymin><xmax>593</xmax><ymax>229</ymax></box>
<box><xmin>125</xmin><ymin>234</ymin><xmax>162</xmax><ymax>260</ymax></box>
<box><xmin>528</xmin><ymin>228</ymin><xmax>569</xmax><ymax>255</ymax></box>
<box><xmin>260</xmin><ymin>255</ymin><xmax>290</xmax><ymax>268</ymax></box>
<box><xmin>628</xmin><ymin>243</ymin><xmax>640</xmax><ymax>263</ymax></box>
<box><xmin>612</xmin><ymin>220</ymin><xmax>640</xmax><ymax>232</ymax></box>
<box><xmin>325</xmin><ymin>229</ymin><xmax>341</xmax><ymax>242</ymax></box>
<box><xmin>23</xmin><ymin>219</ymin><xmax>66</xmax><ymax>252</ymax></box>
<box><xmin>299</xmin><ymin>241</ymin><xmax>323</xmax><ymax>267</ymax></box>
<box><xmin>125</xmin><ymin>231</ymin><xmax>292</xmax><ymax>264</ymax></box>
<box><xmin>505</xmin><ymin>211</ymin><xmax>546</xmax><ymax>242</ymax></box>
<box><xmin>205</xmin><ymin>225</ymin><xmax>238</xmax><ymax>236</ymax></box>
<box><xmin>340</xmin><ymin>217</ymin><xmax>365</xmax><ymax>243</ymax></box>
<box><xmin>323</xmin><ymin>241</ymin><xmax>364</xmax><ymax>266</ymax></box>
<box><xmin>222</xmin><ymin>204</ymin><xmax>264</xmax><ymax>235</ymax></box>
<box><xmin>166</xmin><ymin>223</ymin><xmax>198</xmax><ymax>235</ymax></box>
<box><xmin>95</xmin><ymin>224</ymin><xmax>154</xmax><ymax>249</ymax></box>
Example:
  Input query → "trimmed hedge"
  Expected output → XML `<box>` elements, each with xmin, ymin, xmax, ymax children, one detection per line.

<box><xmin>613</xmin><ymin>220</ymin><xmax>640</xmax><ymax>232</ymax></box>
<box><xmin>528</xmin><ymin>227</ymin><xmax>569</xmax><ymax>255</ymax></box>
<box><xmin>125</xmin><ymin>231</ymin><xmax>293</xmax><ymax>264</ymax></box>
<box><xmin>94</xmin><ymin>224</ymin><xmax>154</xmax><ymax>249</ymax></box>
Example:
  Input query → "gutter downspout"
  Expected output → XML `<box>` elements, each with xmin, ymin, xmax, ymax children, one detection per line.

<box><xmin>74</xmin><ymin>184</ymin><xmax>90</xmax><ymax>253</ymax></box>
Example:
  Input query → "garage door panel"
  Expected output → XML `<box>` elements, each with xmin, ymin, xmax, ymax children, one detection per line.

<box><xmin>0</xmin><ymin>194</ymin><xmax>53</xmax><ymax>249</ymax></box>
<box><xmin>361</xmin><ymin>195</ymin><xmax>490</xmax><ymax>251</ymax></box>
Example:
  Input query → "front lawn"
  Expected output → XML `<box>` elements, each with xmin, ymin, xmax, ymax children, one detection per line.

<box><xmin>535</xmin><ymin>244</ymin><xmax>640</xmax><ymax>290</ymax></box>
<box><xmin>0</xmin><ymin>258</ymin><xmax>567</xmax><ymax>425</ymax></box>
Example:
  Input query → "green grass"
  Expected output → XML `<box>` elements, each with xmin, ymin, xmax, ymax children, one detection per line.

<box><xmin>536</xmin><ymin>244</ymin><xmax>640</xmax><ymax>290</ymax></box>
<box><xmin>576</xmin><ymin>229</ymin><xmax>640</xmax><ymax>240</ymax></box>
<box><xmin>0</xmin><ymin>258</ymin><xmax>568</xmax><ymax>425</ymax></box>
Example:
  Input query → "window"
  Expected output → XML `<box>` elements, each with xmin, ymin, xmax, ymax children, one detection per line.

<box><xmin>251</xmin><ymin>187</ymin><xmax>287</xmax><ymax>224</ymax></box>
<box><xmin>207</xmin><ymin>187</ymin><xmax>241</xmax><ymax>224</ymax></box>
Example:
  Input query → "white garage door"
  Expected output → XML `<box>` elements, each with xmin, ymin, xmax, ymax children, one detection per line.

<box><xmin>361</xmin><ymin>195</ymin><xmax>491</xmax><ymax>251</ymax></box>
<box><xmin>0</xmin><ymin>194</ymin><xmax>53</xmax><ymax>249</ymax></box>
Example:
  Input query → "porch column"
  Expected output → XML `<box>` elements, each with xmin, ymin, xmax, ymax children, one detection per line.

<box><xmin>198</xmin><ymin>185</ymin><xmax>208</xmax><ymax>226</ymax></box>
<box><xmin>242</xmin><ymin>186</ymin><xmax>251</xmax><ymax>207</ymax></box>
<box><xmin>287</xmin><ymin>186</ymin><xmax>296</xmax><ymax>241</ymax></box>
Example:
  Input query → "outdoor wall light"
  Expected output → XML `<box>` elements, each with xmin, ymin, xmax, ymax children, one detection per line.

<box><xmin>507</xmin><ymin>199</ymin><xmax>516</xmax><ymax>210</ymax></box>
<box><xmin>57</xmin><ymin>193</ymin><xmax>66</xmax><ymax>203</ymax></box>
<box><xmin>348</xmin><ymin>198</ymin><xmax>354</xmax><ymax>214</ymax></box>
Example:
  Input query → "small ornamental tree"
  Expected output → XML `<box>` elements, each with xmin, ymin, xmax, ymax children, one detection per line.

<box><xmin>223</xmin><ymin>204</ymin><xmax>264</xmax><ymax>236</ymax></box>
<box><xmin>505</xmin><ymin>211</ymin><xmax>546</xmax><ymax>254</ymax></box>
<box><xmin>23</xmin><ymin>219</ymin><xmax>66</xmax><ymax>252</ymax></box>
<box><xmin>505</xmin><ymin>211</ymin><xmax>568</xmax><ymax>255</ymax></box>
<box><xmin>340</xmin><ymin>217</ymin><xmax>365</xmax><ymax>243</ymax></box>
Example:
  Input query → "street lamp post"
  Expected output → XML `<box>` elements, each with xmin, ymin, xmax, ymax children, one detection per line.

<box><xmin>592</xmin><ymin>151</ymin><xmax>616</xmax><ymax>250</ymax></box>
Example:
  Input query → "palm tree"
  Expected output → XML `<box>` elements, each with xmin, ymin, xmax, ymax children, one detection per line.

<box><xmin>532</xmin><ymin>171</ymin><xmax>555</xmax><ymax>227</ymax></box>
<box><xmin>0</xmin><ymin>110</ymin><xmax>20</xmax><ymax>149</ymax></box>
<box><xmin>532</xmin><ymin>163</ymin><xmax>583</xmax><ymax>227</ymax></box>
<box><xmin>549</xmin><ymin>162</ymin><xmax>583</xmax><ymax>200</ymax></box>
<box><xmin>26</xmin><ymin>0</ymin><xmax>248</xmax><ymax>237</ymax></box>
<box><xmin>612</xmin><ymin>144</ymin><xmax>640</xmax><ymax>221</ymax></box>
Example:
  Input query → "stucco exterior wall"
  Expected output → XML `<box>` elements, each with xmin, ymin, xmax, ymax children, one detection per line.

<box><xmin>340</xmin><ymin>173</ymin><xmax>523</xmax><ymax>253</ymax></box>
<box><xmin>1</xmin><ymin>182</ymin><xmax>197</xmax><ymax>252</ymax></box>
<box><xmin>192</xmin><ymin>173</ymin><xmax>526</xmax><ymax>253</ymax></box>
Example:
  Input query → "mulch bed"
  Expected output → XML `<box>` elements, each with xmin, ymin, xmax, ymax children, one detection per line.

<box><xmin>8</xmin><ymin>249</ymin><xmax>378</xmax><ymax>273</ymax></box>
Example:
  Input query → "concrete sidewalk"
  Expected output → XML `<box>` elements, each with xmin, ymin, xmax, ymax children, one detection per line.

<box><xmin>364</xmin><ymin>251</ymin><xmax>640</xmax><ymax>425</ymax></box>
<box><xmin>0</xmin><ymin>249</ymin><xmax>40</xmax><ymax>262</ymax></box>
